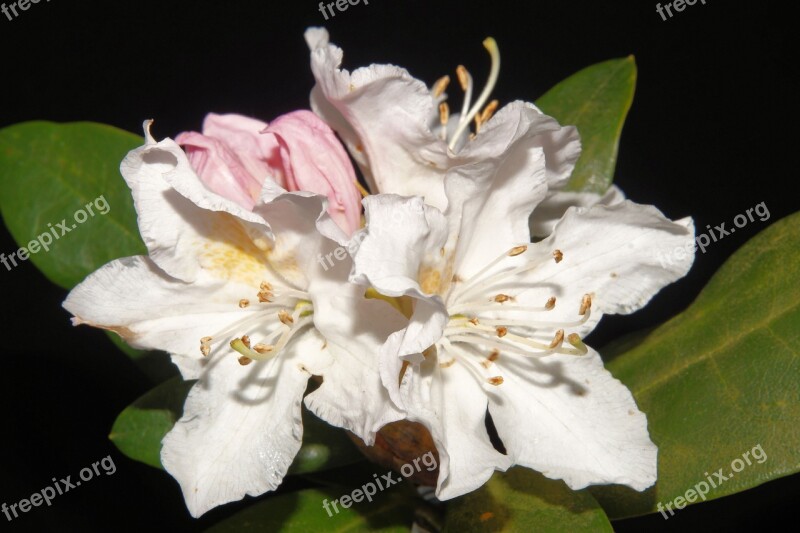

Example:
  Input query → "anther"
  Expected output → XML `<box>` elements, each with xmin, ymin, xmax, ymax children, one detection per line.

<box><xmin>487</xmin><ymin>376</ymin><xmax>504</xmax><ymax>386</ymax></box>
<box><xmin>579</xmin><ymin>294</ymin><xmax>592</xmax><ymax>316</ymax></box>
<box><xmin>239</xmin><ymin>299</ymin><xmax>250</xmax><ymax>309</ymax></box>
<box><xmin>508</xmin><ymin>245</ymin><xmax>527</xmax><ymax>257</ymax></box>
<box><xmin>200</xmin><ymin>336</ymin><xmax>212</xmax><ymax>357</ymax></box>
<box><xmin>553</xmin><ymin>250</ymin><xmax>563</xmax><ymax>263</ymax></box>
<box><xmin>479</xmin><ymin>99</ymin><xmax>499</xmax><ymax>124</ymax></box>
<box><xmin>481</xmin><ymin>349</ymin><xmax>500</xmax><ymax>368</ymax></box>
<box><xmin>433</xmin><ymin>75</ymin><xmax>450</xmax><ymax>97</ymax></box>
<box><xmin>439</xmin><ymin>358</ymin><xmax>456</xmax><ymax>368</ymax></box>
<box><xmin>254</xmin><ymin>343</ymin><xmax>273</xmax><ymax>354</ymax></box>
<box><xmin>496</xmin><ymin>326</ymin><xmax>508</xmax><ymax>338</ymax></box>
<box><xmin>469</xmin><ymin>317</ymin><xmax>480</xmax><ymax>325</ymax></box>
<box><xmin>278</xmin><ymin>310</ymin><xmax>294</xmax><ymax>326</ymax></box>
<box><xmin>494</xmin><ymin>294</ymin><xmax>513</xmax><ymax>303</ymax></box>
<box><xmin>241</xmin><ymin>335</ymin><xmax>251</xmax><ymax>348</ymax></box>
<box><xmin>238</xmin><ymin>356</ymin><xmax>253</xmax><ymax>366</ymax></box>
<box><xmin>549</xmin><ymin>329</ymin><xmax>565</xmax><ymax>349</ymax></box>
<box><xmin>456</xmin><ymin>65</ymin><xmax>470</xmax><ymax>90</ymax></box>
<box><xmin>545</xmin><ymin>297</ymin><xmax>557</xmax><ymax>310</ymax></box>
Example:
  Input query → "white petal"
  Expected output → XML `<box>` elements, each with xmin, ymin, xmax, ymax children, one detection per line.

<box><xmin>120</xmin><ymin>134</ymin><xmax>274</xmax><ymax>283</ymax></box>
<box><xmin>529</xmin><ymin>185</ymin><xmax>626</xmax><ymax>238</ymax></box>
<box><xmin>351</xmin><ymin>195</ymin><xmax>450</xmax><ymax>357</ymax></box>
<box><xmin>161</xmin><ymin>329</ymin><xmax>326</xmax><ymax>517</ymax></box>
<box><xmin>506</xmin><ymin>200</ymin><xmax>695</xmax><ymax>337</ymax></box>
<box><xmin>487</xmin><ymin>347</ymin><xmax>657</xmax><ymax>491</ymax></box>
<box><xmin>304</xmin><ymin>281</ymin><xmax>408</xmax><ymax>444</ymax></box>
<box><xmin>63</xmin><ymin>256</ymin><xmax>272</xmax><ymax>360</ymax></box>
<box><xmin>306</xmin><ymin>28</ymin><xmax>450</xmax><ymax>210</ymax></box>
<box><xmin>400</xmin><ymin>352</ymin><xmax>512</xmax><ymax>499</ymax></box>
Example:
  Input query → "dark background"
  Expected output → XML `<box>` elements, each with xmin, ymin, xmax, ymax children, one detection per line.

<box><xmin>0</xmin><ymin>0</ymin><xmax>796</xmax><ymax>531</ymax></box>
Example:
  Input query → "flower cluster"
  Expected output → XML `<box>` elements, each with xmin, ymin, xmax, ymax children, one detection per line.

<box><xmin>64</xmin><ymin>27</ymin><xmax>694</xmax><ymax>517</ymax></box>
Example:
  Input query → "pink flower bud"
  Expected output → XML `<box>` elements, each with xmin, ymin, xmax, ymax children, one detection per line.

<box><xmin>177</xmin><ymin>111</ymin><xmax>361</xmax><ymax>235</ymax></box>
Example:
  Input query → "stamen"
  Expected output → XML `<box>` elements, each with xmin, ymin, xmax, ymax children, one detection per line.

<box><xmin>455</xmin><ymin>65</ymin><xmax>474</xmax><ymax>131</ymax></box>
<box><xmin>487</xmin><ymin>376</ymin><xmax>504</xmax><ymax>386</ymax></box>
<box><xmin>239</xmin><ymin>299</ymin><xmax>250</xmax><ymax>309</ymax></box>
<box><xmin>545</xmin><ymin>297</ymin><xmax>557</xmax><ymax>310</ymax></box>
<box><xmin>278</xmin><ymin>309</ymin><xmax>294</xmax><ymax>325</ymax></box>
<box><xmin>439</xmin><ymin>102</ymin><xmax>450</xmax><ymax>141</ymax></box>
<box><xmin>451</xmin><ymin>245</ymin><xmax>525</xmax><ymax>301</ymax></box>
<box><xmin>553</xmin><ymin>250</ymin><xmax>564</xmax><ymax>263</ymax></box>
<box><xmin>469</xmin><ymin>317</ymin><xmax>480</xmax><ymax>325</ymax></box>
<box><xmin>579</xmin><ymin>294</ymin><xmax>592</xmax><ymax>316</ymax></box>
<box><xmin>509</xmin><ymin>245</ymin><xmax>527</xmax><ymax>257</ymax></box>
<box><xmin>496</xmin><ymin>326</ymin><xmax>508</xmax><ymax>337</ymax></box>
<box><xmin>481</xmin><ymin>349</ymin><xmax>500</xmax><ymax>368</ymax></box>
<box><xmin>254</xmin><ymin>343</ymin><xmax>273</xmax><ymax>354</ymax></box>
<box><xmin>494</xmin><ymin>294</ymin><xmax>513</xmax><ymax>303</ymax></box>
<box><xmin>230</xmin><ymin>337</ymin><xmax>275</xmax><ymax>362</ymax></box>
<box><xmin>456</xmin><ymin>65</ymin><xmax>470</xmax><ymax>90</ymax></box>
<box><xmin>432</xmin><ymin>75</ymin><xmax>450</xmax><ymax>98</ymax></box>
<box><xmin>238</xmin><ymin>356</ymin><xmax>253</xmax><ymax>366</ymax></box>
<box><xmin>200</xmin><ymin>336</ymin><xmax>212</xmax><ymax>357</ymax></box>
<box><xmin>439</xmin><ymin>358</ymin><xmax>456</xmax><ymax>368</ymax></box>
<box><xmin>241</xmin><ymin>335</ymin><xmax>251</xmax><ymax>348</ymax></box>
<box><xmin>354</xmin><ymin>180</ymin><xmax>370</xmax><ymax>198</ymax></box>
<box><xmin>549</xmin><ymin>329</ymin><xmax>565</xmax><ymax>349</ymax></box>
<box><xmin>449</xmin><ymin>37</ymin><xmax>501</xmax><ymax>151</ymax></box>
<box><xmin>479</xmin><ymin>99</ymin><xmax>499</xmax><ymax>125</ymax></box>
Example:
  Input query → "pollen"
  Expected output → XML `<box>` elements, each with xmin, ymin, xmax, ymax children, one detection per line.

<box><xmin>487</xmin><ymin>376</ymin><xmax>504</xmax><ymax>386</ymax></box>
<box><xmin>278</xmin><ymin>310</ymin><xmax>294</xmax><ymax>325</ymax></box>
<box><xmin>239</xmin><ymin>299</ymin><xmax>250</xmax><ymax>309</ymax></box>
<box><xmin>496</xmin><ymin>326</ymin><xmax>508</xmax><ymax>338</ymax></box>
<box><xmin>508</xmin><ymin>245</ymin><xmax>527</xmax><ymax>256</ymax></box>
<box><xmin>553</xmin><ymin>250</ymin><xmax>564</xmax><ymax>263</ymax></box>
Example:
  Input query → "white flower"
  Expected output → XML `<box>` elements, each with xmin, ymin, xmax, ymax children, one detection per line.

<box><xmin>349</xmin><ymin>174</ymin><xmax>694</xmax><ymax>498</ymax></box>
<box><xmin>305</xmin><ymin>28</ymin><xmax>581</xmax><ymax>214</ymax></box>
<box><xmin>63</xmin><ymin>122</ymin><xmax>405</xmax><ymax>517</ymax></box>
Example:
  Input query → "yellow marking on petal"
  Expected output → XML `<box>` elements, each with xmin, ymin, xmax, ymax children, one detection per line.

<box><xmin>418</xmin><ymin>267</ymin><xmax>443</xmax><ymax>295</ymax></box>
<box><xmin>198</xmin><ymin>213</ymin><xmax>271</xmax><ymax>286</ymax></box>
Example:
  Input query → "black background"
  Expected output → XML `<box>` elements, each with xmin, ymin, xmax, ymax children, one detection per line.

<box><xmin>0</xmin><ymin>0</ymin><xmax>796</xmax><ymax>531</ymax></box>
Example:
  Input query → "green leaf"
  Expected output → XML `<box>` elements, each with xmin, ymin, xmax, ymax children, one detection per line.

<box><xmin>110</xmin><ymin>377</ymin><xmax>194</xmax><ymax>469</ymax></box>
<box><xmin>592</xmin><ymin>212</ymin><xmax>800</xmax><ymax>518</ymax></box>
<box><xmin>444</xmin><ymin>468</ymin><xmax>613</xmax><ymax>532</ymax></box>
<box><xmin>536</xmin><ymin>57</ymin><xmax>636</xmax><ymax>193</ymax></box>
<box><xmin>110</xmin><ymin>378</ymin><xmax>365</xmax><ymax>474</ymax></box>
<box><xmin>207</xmin><ymin>485</ymin><xmax>417</xmax><ymax>533</ymax></box>
<box><xmin>0</xmin><ymin>121</ymin><xmax>146</xmax><ymax>289</ymax></box>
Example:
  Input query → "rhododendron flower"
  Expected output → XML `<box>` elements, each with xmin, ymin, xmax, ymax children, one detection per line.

<box><xmin>305</xmin><ymin>28</ymin><xmax>580</xmax><ymax>215</ymax></box>
<box><xmin>176</xmin><ymin>110</ymin><xmax>362</xmax><ymax>235</ymax></box>
<box><xmin>64</xmin><ymin>122</ymin><xmax>404</xmax><ymax>516</ymax></box>
<box><xmin>349</xmin><ymin>141</ymin><xmax>694</xmax><ymax>498</ymax></box>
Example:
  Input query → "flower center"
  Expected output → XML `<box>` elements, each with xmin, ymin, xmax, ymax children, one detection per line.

<box><xmin>432</xmin><ymin>37</ymin><xmax>502</xmax><ymax>152</ymax></box>
<box><xmin>198</xmin><ymin>280</ymin><xmax>314</xmax><ymax>367</ymax></box>
<box><xmin>435</xmin><ymin>245</ymin><xmax>592</xmax><ymax>386</ymax></box>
